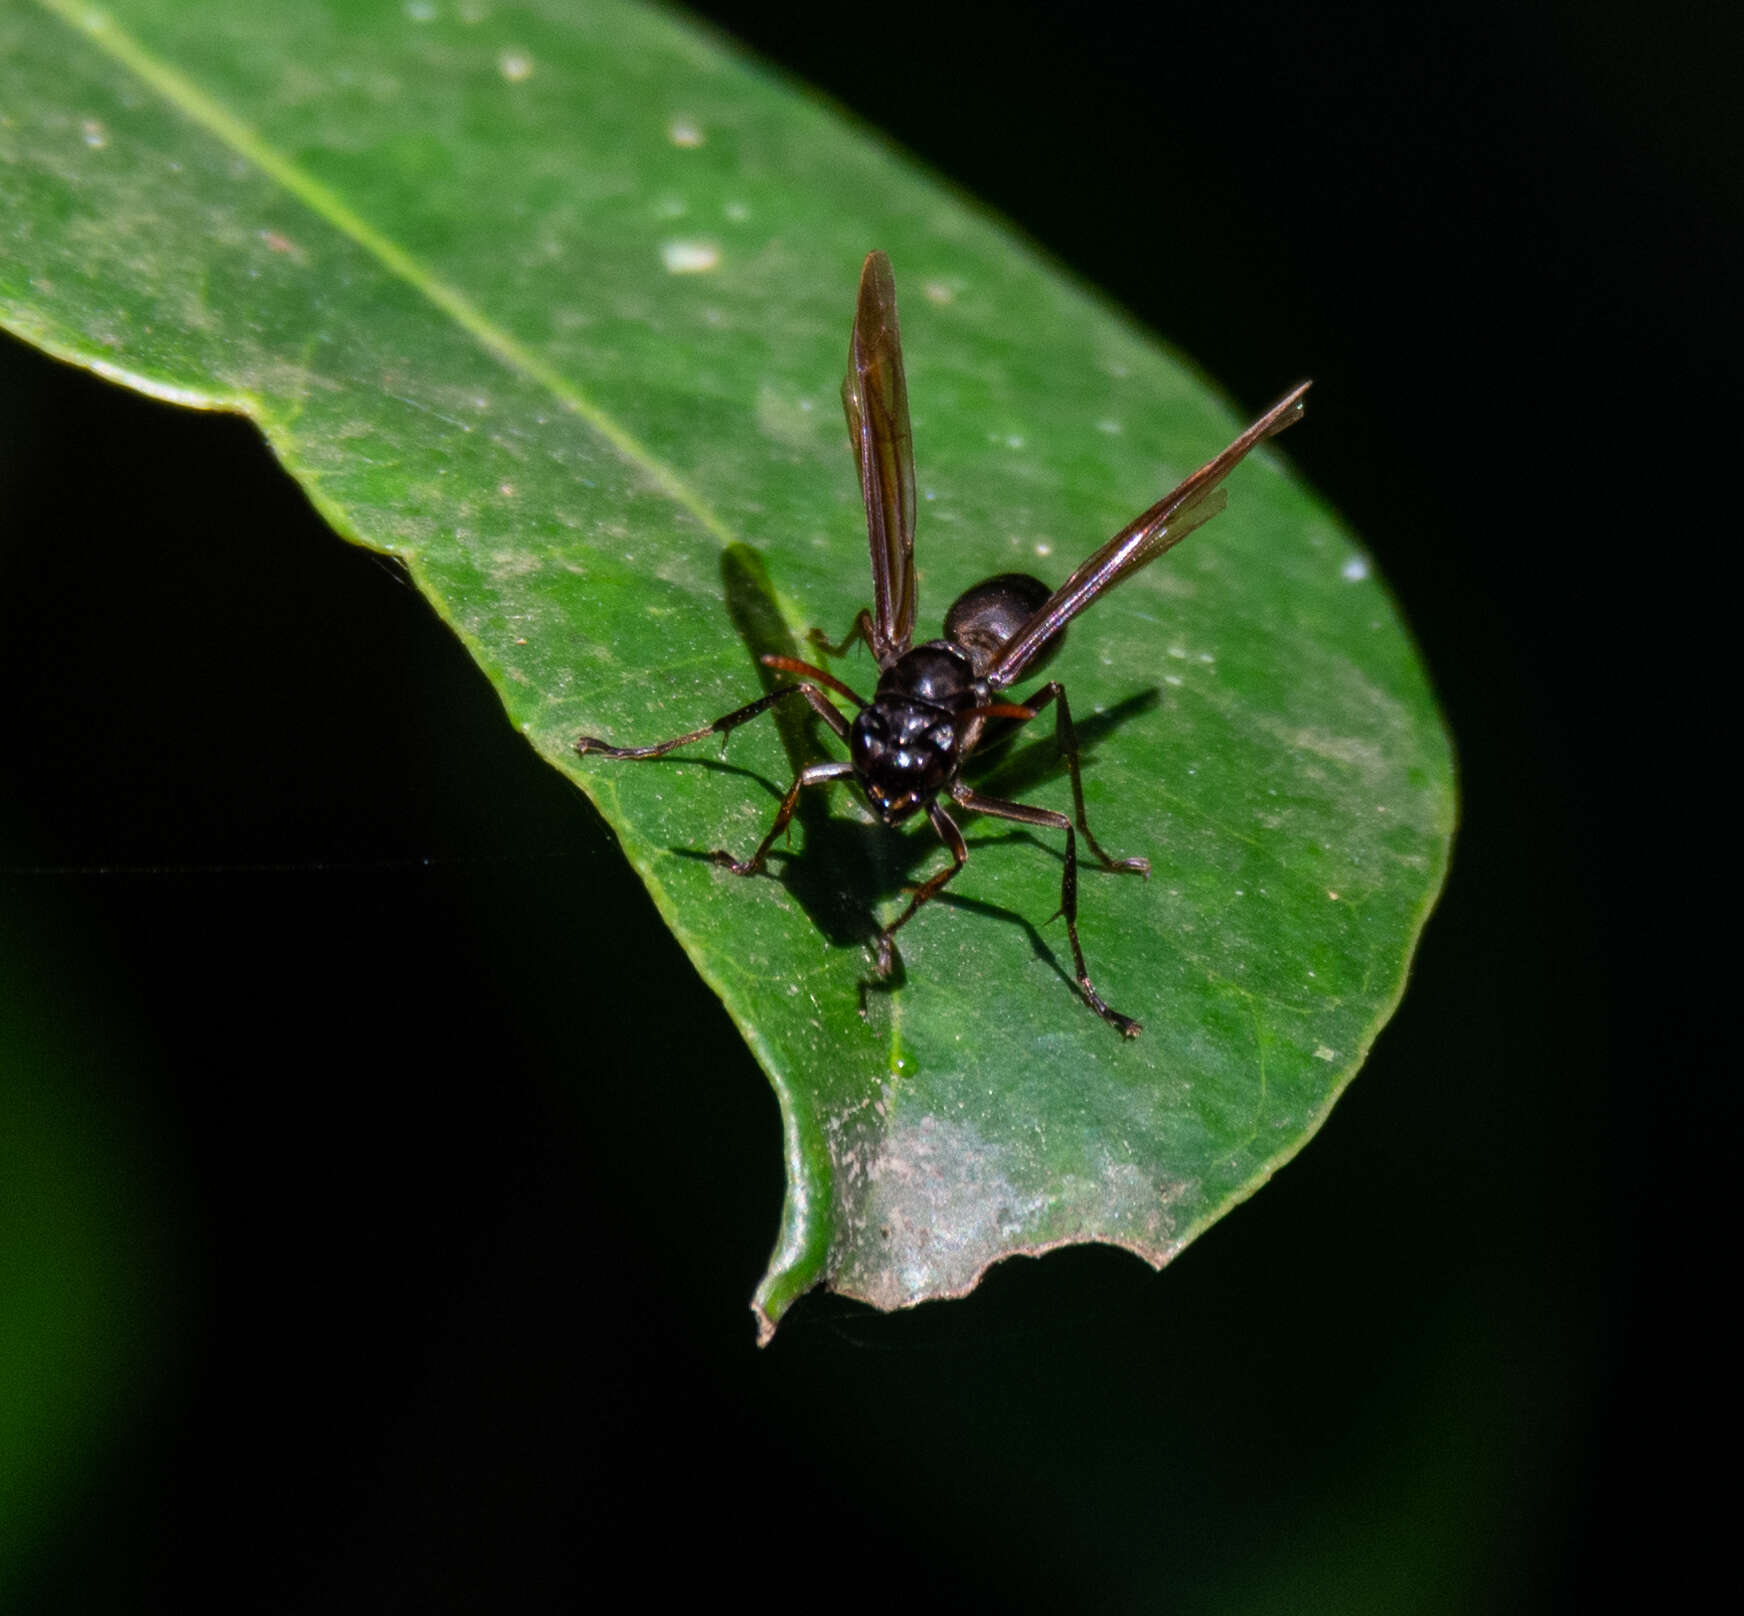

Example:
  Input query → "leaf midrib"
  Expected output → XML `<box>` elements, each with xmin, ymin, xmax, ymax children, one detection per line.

<box><xmin>37</xmin><ymin>0</ymin><xmax>917</xmax><ymax>1087</ymax></box>
<box><xmin>37</xmin><ymin>0</ymin><xmax>734</xmax><ymax>545</ymax></box>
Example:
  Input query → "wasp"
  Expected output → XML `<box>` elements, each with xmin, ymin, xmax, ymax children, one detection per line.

<box><xmin>577</xmin><ymin>252</ymin><xmax>1308</xmax><ymax>1034</ymax></box>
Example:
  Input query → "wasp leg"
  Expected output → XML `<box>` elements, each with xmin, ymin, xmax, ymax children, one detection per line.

<box><xmin>1016</xmin><ymin>681</ymin><xmax>1150</xmax><ymax>876</ymax></box>
<box><xmin>758</xmin><ymin>657</ymin><xmax>869</xmax><ymax>712</ymax></box>
<box><xmin>713</xmin><ymin>760</ymin><xmax>856</xmax><ymax>875</ymax></box>
<box><xmin>871</xmin><ymin>802</ymin><xmax>969</xmax><ymax>976</ymax></box>
<box><xmin>807</xmin><ymin>607</ymin><xmax>878</xmax><ymax>662</ymax></box>
<box><xmin>950</xmin><ymin>783</ymin><xmax>1142</xmax><ymax>1037</ymax></box>
<box><xmin>575</xmin><ymin>680</ymin><xmax>850</xmax><ymax>760</ymax></box>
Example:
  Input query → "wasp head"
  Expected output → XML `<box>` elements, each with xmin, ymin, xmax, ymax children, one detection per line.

<box><xmin>849</xmin><ymin>700</ymin><xmax>959</xmax><ymax>824</ymax></box>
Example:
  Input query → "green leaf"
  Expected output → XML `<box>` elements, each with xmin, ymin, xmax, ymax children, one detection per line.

<box><xmin>0</xmin><ymin>0</ymin><xmax>1454</xmax><ymax>1339</ymax></box>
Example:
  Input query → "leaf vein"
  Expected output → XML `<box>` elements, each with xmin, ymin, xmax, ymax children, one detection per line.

<box><xmin>38</xmin><ymin>0</ymin><xmax>735</xmax><ymax>548</ymax></box>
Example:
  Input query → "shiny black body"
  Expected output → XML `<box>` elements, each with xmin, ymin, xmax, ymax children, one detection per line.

<box><xmin>848</xmin><ymin>640</ymin><xmax>979</xmax><ymax>825</ymax></box>
<box><xmin>576</xmin><ymin>252</ymin><xmax>1308</xmax><ymax>1036</ymax></box>
<box><xmin>847</xmin><ymin>571</ymin><xmax>1043</xmax><ymax>820</ymax></box>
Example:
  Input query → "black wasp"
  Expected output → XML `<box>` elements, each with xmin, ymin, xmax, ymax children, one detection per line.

<box><xmin>577</xmin><ymin>252</ymin><xmax>1308</xmax><ymax>1036</ymax></box>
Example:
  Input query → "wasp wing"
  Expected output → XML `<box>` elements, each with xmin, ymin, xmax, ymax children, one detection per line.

<box><xmin>841</xmin><ymin>251</ymin><xmax>918</xmax><ymax>666</ymax></box>
<box><xmin>987</xmin><ymin>382</ymin><xmax>1311</xmax><ymax>690</ymax></box>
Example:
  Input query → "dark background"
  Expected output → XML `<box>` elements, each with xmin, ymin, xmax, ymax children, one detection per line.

<box><xmin>2</xmin><ymin>1</ymin><xmax>1727</xmax><ymax>1608</ymax></box>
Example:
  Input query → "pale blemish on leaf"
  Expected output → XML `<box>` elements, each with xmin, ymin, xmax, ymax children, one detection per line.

<box><xmin>660</xmin><ymin>239</ymin><xmax>720</xmax><ymax>274</ymax></box>
<box><xmin>830</xmin><ymin>1104</ymin><xmax>1193</xmax><ymax>1311</ymax></box>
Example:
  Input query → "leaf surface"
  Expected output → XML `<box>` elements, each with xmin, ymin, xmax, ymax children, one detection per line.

<box><xmin>0</xmin><ymin>0</ymin><xmax>1455</xmax><ymax>1337</ymax></box>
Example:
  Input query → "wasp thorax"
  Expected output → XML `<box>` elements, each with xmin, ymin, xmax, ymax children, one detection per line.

<box><xmin>888</xmin><ymin>642</ymin><xmax>975</xmax><ymax>706</ymax></box>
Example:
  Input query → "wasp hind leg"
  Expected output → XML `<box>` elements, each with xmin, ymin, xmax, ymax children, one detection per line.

<box><xmin>1016</xmin><ymin>681</ymin><xmax>1150</xmax><ymax>878</ymax></box>
<box><xmin>950</xmin><ymin>783</ymin><xmax>1142</xmax><ymax>1037</ymax></box>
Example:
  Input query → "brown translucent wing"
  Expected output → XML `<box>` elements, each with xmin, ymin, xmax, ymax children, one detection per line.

<box><xmin>841</xmin><ymin>251</ymin><xmax>917</xmax><ymax>665</ymax></box>
<box><xmin>987</xmin><ymin>382</ymin><xmax>1312</xmax><ymax>690</ymax></box>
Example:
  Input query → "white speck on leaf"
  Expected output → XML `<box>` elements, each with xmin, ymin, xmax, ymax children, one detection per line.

<box><xmin>660</xmin><ymin>240</ymin><xmax>720</xmax><ymax>274</ymax></box>
<box><xmin>497</xmin><ymin>48</ymin><xmax>533</xmax><ymax>82</ymax></box>
<box><xmin>1342</xmin><ymin>557</ymin><xmax>1369</xmax><ymax>581</ymax></box>
<box><xmin>80</xmin><ymin>118</ymin><xmax>107</xmax><ymax>149</ymax></box>
<box><xmin>668</xmin><ymin>117</ymin><xmax>704</xmax><ymax>147</ymax></box>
